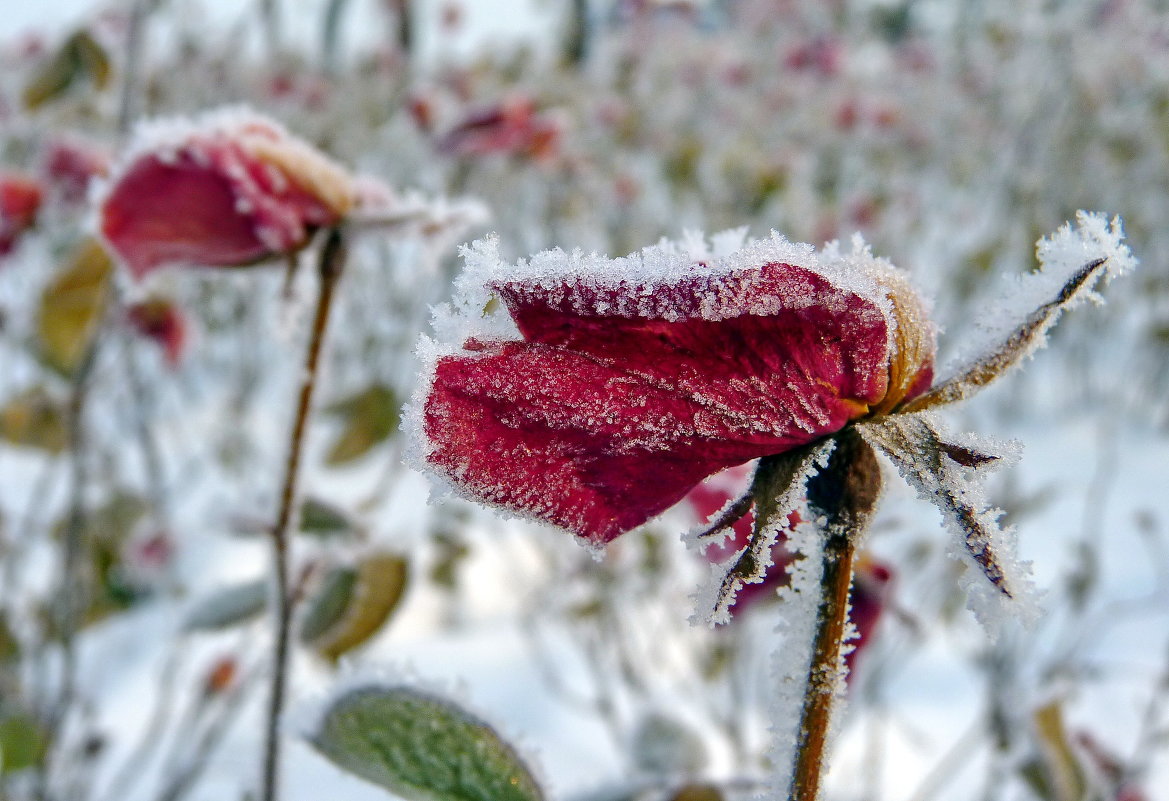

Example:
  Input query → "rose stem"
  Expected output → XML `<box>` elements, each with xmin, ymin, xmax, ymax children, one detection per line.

<box><xmin>260</xmin><ymin>228</ymin><xmax>347</xmax><ymax>801</ymax></box>
<box><xmin>788</xmin><ymin>525</ymin><xmax>857</xmax><ymax>801</ymax></box>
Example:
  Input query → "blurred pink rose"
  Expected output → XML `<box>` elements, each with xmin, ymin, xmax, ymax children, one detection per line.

<box><xmin>437</xmin><ymin>96</ymin><xmax>562</xmax><ymax>162</ymax></box>
<box><xmin>99</xmin><ymin>109</ymin><xmax>356</xmax><ymax>279</ymax></box>
<box><xmin>0</xmin><ymin>170</ymin><xmax>43</xmax><ymax>258</ymax></box>
<box><xmin>126</xmin><ymin>296</ymin><xmax>188</xmax><ymax>367</ymax></box>
<box><xmin>43</xmin><ymin>135</ymin><xmax>111</xmax><ymax>203</ymax></box>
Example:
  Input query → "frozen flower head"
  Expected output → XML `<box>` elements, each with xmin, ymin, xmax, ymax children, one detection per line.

<box><xmin>413</xmin><ymin>229</ymin><xmax>933</xmax><ymax>544</ymax></box>
<box><xmin>413</xmin><ymin>215</ymin><xmax>1134</xmax><ymax>623</ymax></box>
<box><xmin>98</xmin><ymin>108</ymin><xmax>357</xmax><ymax>279</ymax></box>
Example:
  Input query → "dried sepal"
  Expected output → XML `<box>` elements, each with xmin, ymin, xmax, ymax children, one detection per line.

<box><xmin>804</xmin><ymin>427</ymin><xmax>883</xmax><ymax>536</ymax></box>
<box><xmin>683</xmin><ymin>485</ymin><xmax>754</xmax><ymax>556</ymax></box>
<box><xmin>857</xmin><ymin>413</ymin><xmax>1018</xmax><ymax>597</ymax></box>
<box><xmin>901</xmin><ymin>256</ymin><xmax>1109</xmax><ymax>412</ymax></box>
<box><xmin>698</xmin><ymin>441</ymin><xmax>832</xmax><ymax>625</ymax></box>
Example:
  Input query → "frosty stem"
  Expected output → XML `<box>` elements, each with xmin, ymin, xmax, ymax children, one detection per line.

<box><xmin>788</xmin><ymin>429</ymin><xmax>882</xmax><ymax>801</ymax></box>
<box><xmin>788</xmin><ymin>523</ymin><xmax>857</xmax><ymax>801</ymax></box>
<box><xmin>260</xmin><ymin>228</ymin><xmax>347</xmax><ymax>801</ymax></box>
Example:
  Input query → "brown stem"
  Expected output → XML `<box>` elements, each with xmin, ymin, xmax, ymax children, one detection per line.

<box><xmin>259</xmin><ymin>229</ymin><xmax>347</xmax><ymax>801</ymax></box>
<box><xmin>788</xmin><ymin>526</ymin><xmax>857</xmax><ymax>801</ymax></box>
<box><xmin>788</xmin><ymin>429</ymin><xmax>881</xmax><ymax>801</ymax></box>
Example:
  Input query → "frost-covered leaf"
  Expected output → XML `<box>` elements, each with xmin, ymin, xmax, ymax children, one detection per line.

<box><xmin>631</xmin><ymin>713</ymin><xmax>708</xmax><ymax>776</ymax></box>
<box><xmin>857</xmin><ymin>413</ymin><xmax>1030</xmax><ymax>613</ymax></box>
<box><xmin>324</xmin><ymin>384</ymin><xmax>399</xmax><ymax>465</ymax></box>
<box><xmin>0</xmin><ymin>386</ymin><xmax>68</xmax><ymax>454</ymax></box>
<box><xmin>903</xmin><ymin>213</ymin><xmax>1134</xmax><ymax>412</ymax></box>
<box><xmin>692</xmin><ymin>441</ymin><xmax>832</xmax><ymax>626</ymax></box>
<box><xmin>299</xmin><ymin>552</ymin><xmax>408</xmax><ymax>662</ymax></box>
<box><xmin>308</xmin><ymin>685</ymin><xmax>544</xmax><ymax>801</ymax></box>
<box><xmin>37</xmin><ymin>238</ymin><xmax>113</xmax><ymax>375</ymax></box>
<box><xmin>183</xmin><ymin>579</ymin><xmax>268</xmax><ymax>631</ymax></box>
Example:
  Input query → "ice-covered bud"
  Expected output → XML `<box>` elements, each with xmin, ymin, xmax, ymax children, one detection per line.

<box><xmin>0</xmin><ymin>171</ymin><xmax>44</xmax><ymax>258</ymax></box>
<box><xmin>98</xmin><ymin>109</ymin><xmax>357</xmax><ymax>279</ymax></box>
<box><xmin>411</xmin><ymin>230</ymin><xmax>935</xmax><ymax>545</ymax></box>
<box><xmin>125</xmin><ymin>296</ymin><xmax>188</xmax><ymax>367</ymax></box>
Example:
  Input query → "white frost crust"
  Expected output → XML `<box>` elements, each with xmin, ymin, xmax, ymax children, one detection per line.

<box><xmin>438</xmin><ymin>229</ymin><xmax>900</xmax><ymax>331</ymax></box>
<box><xmin>942</xmin><ymin>212</ymin><xmax>1136</xmax><ymax>382</ymax></box>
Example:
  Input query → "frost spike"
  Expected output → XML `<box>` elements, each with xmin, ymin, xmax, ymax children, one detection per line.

<box><xmin>858</xmin><ymin>414</ymin><xmax>1013</xmax><ymax>597</ymax></box>
<box><xmin>688</xmin><ymin>486</ymin><xmax>755</xmax><ymax>552</ymax></box>
<box><xmin>900</xmin><ymin>257</ymin><xmax>1108</xmax><ymax>412</ymax></box>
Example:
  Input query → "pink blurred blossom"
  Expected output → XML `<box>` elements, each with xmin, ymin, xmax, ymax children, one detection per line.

<box><xmin>126</xmin><ymin>296</ymin><xmax>188</xmax><ymax>367</ymax></box>
<box><xmin>99</xmin><ymin>109</ymin><xmax>357</xmax><ymax>279</ymax></box>
<box><xmin>0</xmin><ymin>170</ymin><xmax>43</xmax><ymax>258</ymax></box>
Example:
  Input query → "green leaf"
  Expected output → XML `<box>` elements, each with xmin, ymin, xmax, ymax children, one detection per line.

<box><xmin>184</xmin><ymin>580</ymin><xmax>268</xmax><ymax>631</ymax></box>
<box><xmin>299</xmin><ymin>553</ymin><xmax>409</xmax><ymax>662</ymax></box>
<box><xmin>631</xmin><ymin>713</ymin><xmax>708</xmax><ymax>776</ymax></box>
<box><xmin>0</xmin><ymin>612</ymin><xmax>20</xmax><ymax>664</ymax></box>
<box><xmin>1032</xmin><ymin>701</ymin><xmax>1086</xmax><ymax>801</ymax></box>
<box><xmin>309</xmin><ymin>686</ymin><xmax>544</xmax><ymax>801</ymax></box>
<box><xmin>37</xmin><ymin>238</ymin><xmax>114</xmax><ymax>375</ymax></box>
<box><xmin>22</xmin><ymin>30</ymin><xmax>112</xmax><ymax>109</ymax></box>
<box><xmin>0</xmin><ymin>386</ymin><xmax>68</xmax><ymax>454</ymax></box>
<box><xmin>300</xmin><ymin>497</ymin><xmax>357</xmax><ymax>538</ymax></box>
<box><xmin>0</xmin><ymin>713</ymin><xmax>47</xmax><ymax>774</ymax></box>
<box><xmin>324</xmin><ymin>384</ymin><xmax>399</xmax><ymax>465</ymax></box>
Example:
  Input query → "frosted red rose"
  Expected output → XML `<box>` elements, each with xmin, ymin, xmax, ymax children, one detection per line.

<box><xmin>98</xmin><ymin>109</ymin><xmax>357</xmax><ymax>279</ymax></box>
<box><xmin>413</xmin><ymin>231</ymin><xmax>935</xmax><ymax>545</ymax></box>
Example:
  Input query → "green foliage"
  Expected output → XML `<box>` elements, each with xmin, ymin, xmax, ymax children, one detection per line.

<box><xmin>324</xmin><ymin>384</ymin><xmax>399</xmax><ymax>466</ymax></box>
<box><xmin>300</xmin><ymin>497</ymin><xmax>359</xmax><ymax>539</ymax></box>
<box><xmin>309</xmin><ymin>686</ymin><xmax>544</xmax><ymax>801</ymax></box>
<box><xmin>299</xmin><ymin>553</ymin><xmax>409</xmax><ymax>662</ymax></box>
<box><xmin>22</xmin><ymin>29</ymin><xmax>112</xmax><ymax>109</ymax></box>
<box><xmin>183</xmin><ymin>579</ymin><xmax>269</xmax><ymax>631</ymax></box>
<box><xmin>0</xmin><ymin>386</ymin><xmax>68</xmax><ymax>454</ymax></box>
<box><xmin>0</xmin><ymin>712</ymin><xmax>46</xmax><ymax>774</ymax></box>
<box><xmin>36</xmin><ymin>238</ymin><xmax>114</xmax><ymax>376</ymax></box>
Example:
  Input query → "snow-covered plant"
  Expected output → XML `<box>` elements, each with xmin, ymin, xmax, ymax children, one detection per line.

<box><xmin>410</xmin><ymin>213</ymin><xmax>1134</xmax><ymax>799</ymax></box>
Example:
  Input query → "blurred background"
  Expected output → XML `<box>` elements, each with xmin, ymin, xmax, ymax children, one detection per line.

<box><xmin>1</xmin><ymin>1</ymin><xmax>1168</xmax><ymax>800</ymax></box>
